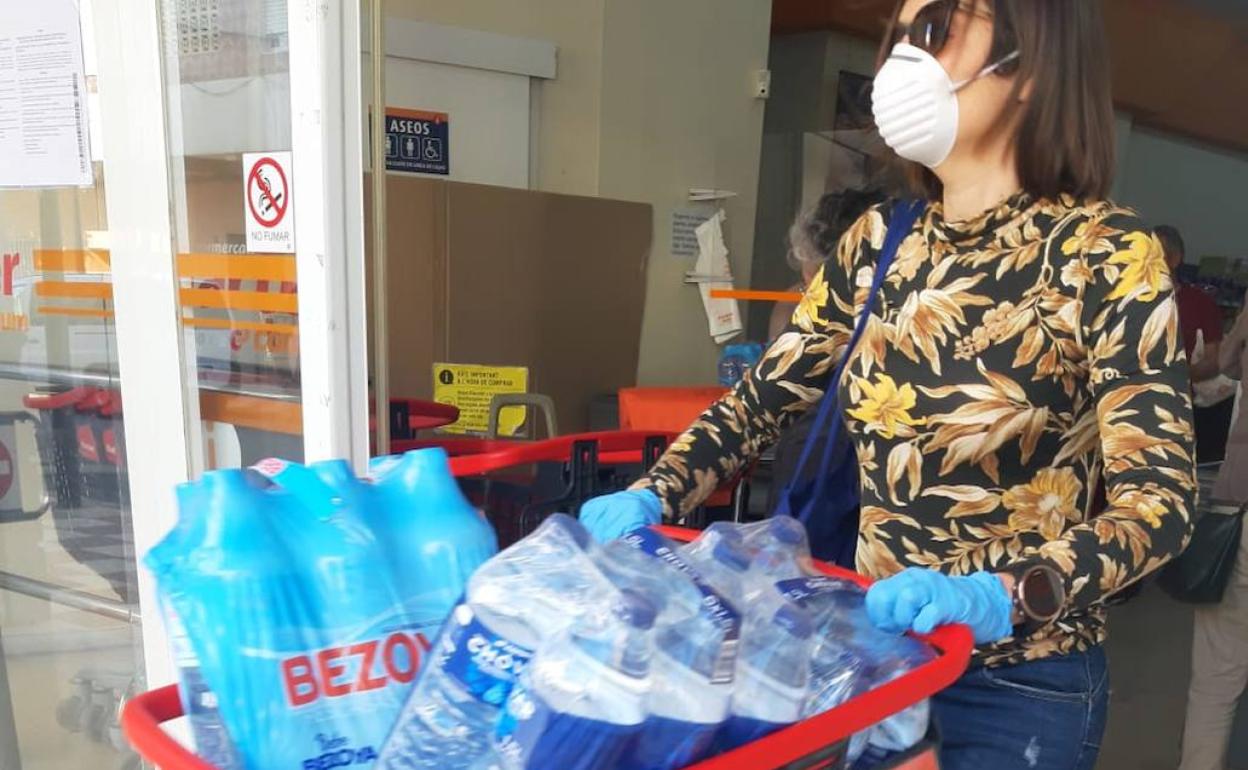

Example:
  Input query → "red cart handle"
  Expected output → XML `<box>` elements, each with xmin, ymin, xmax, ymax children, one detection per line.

<box><xmin>121</xmin><ymin>684</ymin><xmax>216</xmax><ymax>770</ymax></box>
<box><xmin>446</xmin><ymin>430</ymin><xmax>677</xmax><ymax>477</ymax></box>
<box><xmin>22</xmin><ymin>387</ymin><xmax>97</xmax><ymax>411</ymax></box>
<box><xmin>75</xmin><ymin>389</ymin><xmax>113</xmax><ymax>413</ymax></box>
<box><xmin>98</xmin><ymin>390</ymin><xmax>124</xmax><ymax>417</ymax></box>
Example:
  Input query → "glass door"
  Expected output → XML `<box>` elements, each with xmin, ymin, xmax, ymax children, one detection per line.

<box><xmin>0</xmin><ymin>1</ymin><xmax>145</xmax><ymax>767</ymax></box>
<box><xmin>0</xmin><ymin>0</ymin><xmax>368</xmax><ymax>767</ymax></box>
<box><xmin>158</xmin><ymin>0</ymin><xmax>369</xmax><ymax>473</ymax></box>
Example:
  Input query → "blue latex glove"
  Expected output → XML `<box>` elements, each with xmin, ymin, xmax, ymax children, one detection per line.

<box><xmin>865</xmin><ymin>567</ymin><xmax>1013</xmax><ymax>644</ymax></box>
<box><xmin>578</xmin><ymin>489</ymin><xmax>663</xmax><ymax>543</ymax></box>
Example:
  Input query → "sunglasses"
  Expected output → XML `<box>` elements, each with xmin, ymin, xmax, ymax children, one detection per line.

<box><xmin>890</xmin><ymin>0</ymin><xmax>994</xmax><ymax>56</ymax></box>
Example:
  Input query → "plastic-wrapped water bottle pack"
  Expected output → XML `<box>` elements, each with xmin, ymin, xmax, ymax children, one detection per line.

<box><xmin>148</xmin><ymin>456</ymin><xmax>934</xmax><ymax>770</ymax></box>
<box><xmin>380</xmin><ymin>516</ymin><xmax>936</xmax><ymax>770</ymax></box>
<box><xmin>146</xmin><ymin>449</ymin><xmax>498</xmax><ymax>770</ymax></box>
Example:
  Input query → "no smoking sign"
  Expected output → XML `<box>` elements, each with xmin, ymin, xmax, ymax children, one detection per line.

<box><xmin>243</xmin><ymin>151</ymin><xmax>295</xmax><ymax>253</ymax></box>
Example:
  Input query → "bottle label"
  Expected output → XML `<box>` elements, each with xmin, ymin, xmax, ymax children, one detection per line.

<box><xmin>775</xmin><ymin>576</ymin><xmax>862</xmax><ymax>606</ymax></box>
<box><xmin>435</xmin><ymin>605</ymin><xmax>533</xmax><ymax>705</ymax></box>
<box><xmin>495</xmin><ymin>685</ymin><xmax>640</xmax><ymax>769</ymax></box>
<box><xmin>619</xmin><ymin>529</ymin><xmax>741</xmax><ymax>684</ymax></box>
<box><xmin>278</xmin><ymin>630</ymin><xmax>434</xmax><ymax>708</ymax></box>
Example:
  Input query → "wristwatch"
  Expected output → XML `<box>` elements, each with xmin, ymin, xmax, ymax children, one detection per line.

<box><xmin>1011</xmin><ymin>565</ymin><xmax>1065</xmax><ymax>632</ymax></box>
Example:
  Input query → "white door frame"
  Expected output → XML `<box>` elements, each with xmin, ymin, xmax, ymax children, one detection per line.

<box><xmin>93</xmin><ymin>0</ymin><xmax>195</xmax><ymax>690</ymax></box>
<box><xmin>289</xmin><ymin>0</ymin><xmax>370</xmax><ymax>469</ymax></box>
<box><xmin>94</xmin><ymin>0</ymin><xmax>368</xmax><ymax>689</ymax></box>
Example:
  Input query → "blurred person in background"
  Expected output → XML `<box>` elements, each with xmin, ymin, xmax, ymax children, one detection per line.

<box><xmin>1157</xmin><ymin>224</ymin><xmax>1235</xmax><ymax>462</ymax></box>
<box><xmin>1179</xmin><ymin>297</ymin><xmax>1248</xmax><ymax>770</ymax></box>
<box><xmin>769</xmin><ymin>190</ymin><xmax>888</xmax><ymax>340</ymax></box>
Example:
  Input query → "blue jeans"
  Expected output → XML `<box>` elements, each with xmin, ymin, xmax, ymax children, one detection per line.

<box><xmin>933</xmin><ymin>647</ymin><xmax>1109</xmax><ymax>770</ymax></box>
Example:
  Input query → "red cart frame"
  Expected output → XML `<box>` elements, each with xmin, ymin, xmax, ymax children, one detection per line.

<box><xmin>121</xmin><ymin>433</ymin><xmax>973</xmax><ymax>769</ymax></box>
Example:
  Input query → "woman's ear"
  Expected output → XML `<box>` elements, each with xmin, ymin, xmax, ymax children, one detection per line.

<box><xmin>1018</xmin><ymin>76</ymin><xmax>1034</xmax><ymax>103</ymax></box>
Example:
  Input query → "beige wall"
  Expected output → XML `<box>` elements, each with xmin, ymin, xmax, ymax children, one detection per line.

<box><xmin>385</xmin><ymin>0</ymin><xmax>774</xmax><ymax>386</ymax></box>
<box><xmin>598</xmin><ymin>0</ymin><xmax>773</xmax><ymax>384</ymax></box>
<box><xmin>386</xmin><ymin>0</ymin><xmax>606</xmax><ymax>197</ymax></box>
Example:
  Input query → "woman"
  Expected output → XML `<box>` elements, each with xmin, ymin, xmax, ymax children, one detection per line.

<box><xmin>582</xmin><ymin>2</ymin><xmax>1197</xmax><ymax>768</ymax></box>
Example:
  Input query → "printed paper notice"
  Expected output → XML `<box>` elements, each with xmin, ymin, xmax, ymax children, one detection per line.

<box><xmin>433</xmin><ymin>363</ymin><xmax>529</xmax><ymax>436</ymax></box>
<box><xmin>0</xmin><ymin>0</ymin><xmax>93</xmax><ymax>188</ymax></box>
<box><xmin>671</xmin><ymin>208</ymin><xmax>713</xmax><ymax>258</ymax></box>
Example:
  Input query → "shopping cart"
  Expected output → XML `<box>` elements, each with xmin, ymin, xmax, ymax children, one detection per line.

<box><xmin>120</xmin><ymin>431</ymin><xmax>973</xmax><ymax>768</ymax></box>
<box><xmin>376</xmin><ymin>430</ymin><xmax>673</xmax><ymax>548</ymax></box>
<box><xmin>75</xmin><ymin>389</ymin><xmax>127</xmax><ymax>507</ymax></box>
<box><xmin>23</xmin><ymin>387</ymin><xmax>94</xmax><ymax>511</ymax></box>
<box><xmin>120</xmin><ymin>522</ymin><xmax>969</xmax><ymax>769</ymax></box>
<box><xmin>121</xmin><ymin>431</ymin><xmax>972</xmax><ymax>769</ymax></box>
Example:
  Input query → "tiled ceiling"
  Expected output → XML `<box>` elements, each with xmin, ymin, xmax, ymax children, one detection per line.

<box><xmin>772</xmin><ymin>0</ymin><xmax>1248</xmax><ymax>153</ymax></box>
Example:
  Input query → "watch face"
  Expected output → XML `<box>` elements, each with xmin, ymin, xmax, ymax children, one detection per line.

<box><xmin>1022</xmin><ymin>567</ymin><xmax>1064</xmax><ymax>621</ymax></box>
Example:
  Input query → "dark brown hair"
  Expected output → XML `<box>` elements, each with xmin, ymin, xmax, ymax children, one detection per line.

<box><xmin>1153</xmin><ymin>225</ymin><xmax>1185</xmax><ymax>263</ymax></box>
<box><xmin>878</xmin><ymin>0</ymin><xmax>1117</xmax><ymax>202</ymax></box>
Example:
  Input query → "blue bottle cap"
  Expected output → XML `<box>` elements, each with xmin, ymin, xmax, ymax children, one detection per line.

<box><xmin>713</xmin><ymin>537</ymin><xmax>751</xmax><ymax>573</ymax></box>
<box><xmin>768</xmin><ymin>515</ymin><xmax>806</xmax><ymax>546</ymax></box>
<box><xmin>773</xmin><ymin>603</ymin><xmax>814</xmax><ymax>640</ymax></box>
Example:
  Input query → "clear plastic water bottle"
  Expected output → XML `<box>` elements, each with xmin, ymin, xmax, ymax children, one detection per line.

<box><xmin>616</xmin><ymin>528</ymin><xmax>743</xmax><ymax>687</ymax></box>
<box><xmin>622</xmin><ymin>612</ymin><xmax>734</xmax><ymax>770</ymax></box>
<box><xmin>679</xmin><ymin>522</ymin><xmax>740</xmax><ymax>564</ymax></box>
<box><xmin>493</xmin><ymin>591</ymin><xmax>656</xmax><ymax>770</ymax></box>
<box><xmin>378</xmin><ymin>514</ymin><xmax>612</xmax><ymax>769</ymax></box>
<box><xmin>713</xmin><ymin>600</ymin><xmax>814</xmax><ymax>753</ymax></box>
<box><xmin>774</xmin><ymin>575</ymin><xmax>871</xmax><ymax>718</ymax></box>
<box><xmin>370</xmin><ymin>449</ymin><xmax>499</xmax><ymax>619</ymax></box>
<box><xmin>592</xmin><ymin>540</ymin><xmax>702</xmax><ymax>625</ymax></box>
<box><xmin>681</xmin><ymin>532</ymin><xmax>752</xmax><ymax>608</ymax></box>
<box><xmin>801</xmin><ymin>605</ymin><xmax>869</xmax><ymax>719</ymax></box>
<box><xmin>776</xmin><ymin>575</ymin><xmax>934</xmax><ymax>765</ymax></box>
<box><xmin>146</xmin><ymin>480</ymin><xmax>242</xmax><ymax>769</ymax></box>
<box><xmin>848</xmin><ymin>633</ymin><xmax>935</xmax><ymax>767</ymax></box>
<box><xmin>745</xmin><ymin>516</ymin><xmax>811</xmax><ymax>583</ymax></box>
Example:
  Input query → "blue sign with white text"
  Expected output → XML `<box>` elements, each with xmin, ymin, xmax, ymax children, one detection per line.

<box><xmin>385</xmin><ymin>108</ymin><xmax>449</xmax><ymax>176</ymax></box>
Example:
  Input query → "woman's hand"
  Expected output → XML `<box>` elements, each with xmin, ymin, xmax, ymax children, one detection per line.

<box><xmin>865</xmin><ymin>568</ymin><xmax>1014</xmax><ymax>644</ymax></box>
<box><xmin>578</xmin><ymin>489</ymin><xmax>663</xmax><ymax>543</ymax></box>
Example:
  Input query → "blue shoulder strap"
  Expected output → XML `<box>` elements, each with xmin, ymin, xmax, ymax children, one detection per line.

<box><xmin>775</xmin><ymin>198</ymin><xmax>925</xmax><ymax>524</ymax></box>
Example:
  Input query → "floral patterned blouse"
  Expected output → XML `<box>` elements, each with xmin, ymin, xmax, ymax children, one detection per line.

<box><xmin>634</xmin><ymin>191</ymin><xmax>1197</xmax><ymax>666</ymax></box>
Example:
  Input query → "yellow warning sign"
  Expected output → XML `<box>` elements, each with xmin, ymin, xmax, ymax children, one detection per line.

<box><xmin>432</xmin><ymin>363</ymin><xmax>529</xmax><ymax>436</ymax></box>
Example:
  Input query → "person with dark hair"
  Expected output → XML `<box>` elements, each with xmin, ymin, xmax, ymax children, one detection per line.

<box><xmin>768</xmin><ymin>190</ymin><xmax>888</xmax><ymax>340</ymax></box>
<box><xmin>1157</xmin><ymin>224</ymin><xmax>1224</xmax><ymax>385</ymax></box>
<box><xmin>765</xmin><ymin>190</ymin><xmax>887</xmax><ymax>565</ymax></box>
<box><xmin>582</xmin><ymin>3</ymin><xmax>1196</xmax><ymax>768</ymax></box>
<box><xmin>1157</xmin><ymin>224</ymin><xmax>1234</xmax><ymax>462</ymax></box>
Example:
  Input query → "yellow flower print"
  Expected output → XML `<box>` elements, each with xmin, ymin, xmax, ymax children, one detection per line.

<box><xmin>1061</xmin><ymin>219</ymin><xmax>1120</xmax><ymax>257</ymax></box>
<box><xmin>1002</xmin><ymin>467</ymin><xmax>1083</xmax><ymax>540</ymax></box>
<box><xmin>847</xmin><ymin>374</ymin><xmax>926</xmax><ymax>439</ymax></box>
<box><xmin>793</xmin><ymin>267</ymin><xmax>829</xmax><ymax>332</ymax></box>
<box><xmin>1116</xmin><ymin>490</ymin><xmax>1168</xmax><ymax>529</ymax></box>
<box><xmin>1106</xmin><ymin>232</ymin><xmax>1168</xmax><ymax>303</ymax></box>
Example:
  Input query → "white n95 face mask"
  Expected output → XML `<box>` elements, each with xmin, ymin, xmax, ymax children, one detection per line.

<box><xmin>871</xmin><ymin>42</ymin><xmax>1021</xmax><ymax>169</ymax></box>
